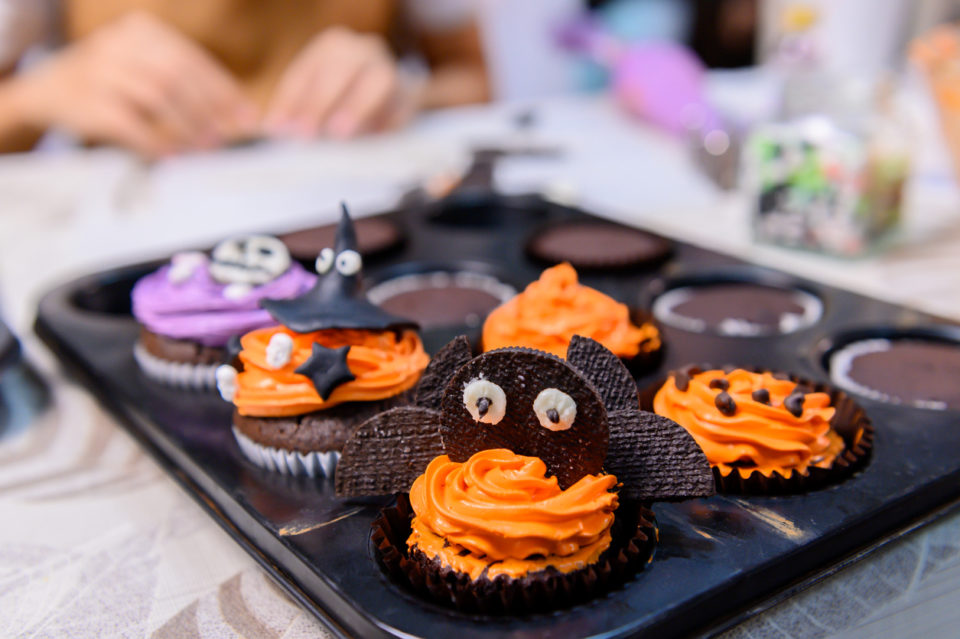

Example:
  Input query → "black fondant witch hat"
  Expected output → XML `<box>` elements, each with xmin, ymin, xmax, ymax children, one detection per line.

<box><xmin>260</xmin><ymin>204</ymin><xmax>417</xmax><ymax>333</ymax></box>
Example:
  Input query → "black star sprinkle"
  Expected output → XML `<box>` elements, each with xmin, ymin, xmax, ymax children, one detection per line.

<box><xmin>295</xmin><ymin>343</ymin><xmax>355</xmax><ymax>400</ymax></box>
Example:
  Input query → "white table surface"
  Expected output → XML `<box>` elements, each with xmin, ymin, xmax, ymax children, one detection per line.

<box><xmin>2</xmin><ymin>94</ymin><xmax>960</xmax><ymax>639</ymax></box>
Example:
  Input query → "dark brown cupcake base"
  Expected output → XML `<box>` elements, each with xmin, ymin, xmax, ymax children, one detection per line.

<box><xmin>640</xmin><ymin>366</ymin><xmax>874</xmax><ymax>495</ymax></box>
<box><xmin>525</xmin><ymin>221</ymin><xmax>672</xmax><ymax>271</ymax></box>
<box><xmin>139</xmin><ymin>327</ymin><xmax>225</xmax><ymax>365</ymax></box>
<box><xmin>234</xmin><ymin>391</ymin><xmax>412</xmax><ymax>454</ymax></box>
<box><xmin>372</xmin><ymin>494</ymin><xmax>658</xmax><ymax>615</ymax></box>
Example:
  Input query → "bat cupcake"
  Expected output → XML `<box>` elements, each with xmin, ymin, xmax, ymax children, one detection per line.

<box><xmin>335</xmin><ymin>335</ymin><xmax>714</xmax><ymax>613</ymax></box>
<box><xmin>216</xmin><ymin>206</ymin><xmax>429</xmax><ymax>477</ymax></box>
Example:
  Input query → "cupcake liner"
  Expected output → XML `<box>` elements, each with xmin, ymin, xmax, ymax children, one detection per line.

<box><xmin>232</xmin><ymin>427</ymin><xmax>340</xmax><ymax>478</ymax></box>
<box><xmin>640</xmin><ymin>365</ymin><xmax>874</xmax><ymax>495</ymax></box>
<box><xmin>133</xmin><ymin>341</ymin><xmax>220</xmax><ymax>390</ymax></box>
<box><xmin>372</xmin><ymin>494</ymin><xmax>658</xmax><ymax>615</ymax></box>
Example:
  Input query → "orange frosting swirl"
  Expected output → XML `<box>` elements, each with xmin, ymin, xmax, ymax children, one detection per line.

<box><xmin>653</xmin><ymin>369</ymin><xmax>843</xmax><ymax>478</ymax></box>
<box><xmin>408</xmin><ymin>449</ymin><xmax>618</xmax><ymax>580</ymax></box>
<box><xmin>234</xmin><ymin>327</ymin><xmax>428</xmax><ymax>417</ymax></box>
<box><xmin>481</xmin><ymin>262</ymin><xmax>659</xmax><ymax>358</ymax></box>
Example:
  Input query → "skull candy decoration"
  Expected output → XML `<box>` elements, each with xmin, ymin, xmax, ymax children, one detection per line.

<box><xmin>209</xmin><ymin>235</ymin><xmax>292</xmax><ymax>286</ymax></box>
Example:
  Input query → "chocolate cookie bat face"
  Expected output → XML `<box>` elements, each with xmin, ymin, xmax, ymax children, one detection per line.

<box><xmin>210</xmin><ymin>235</ymin><xmax>291</xmax><ymax>286</ymax></box>
<box><xmin>439</xmin><ymin>348</ymin><xmax>609</xmax><ymax>489</ymax></box>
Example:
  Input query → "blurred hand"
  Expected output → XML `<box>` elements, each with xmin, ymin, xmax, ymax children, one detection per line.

<box><xmin>13</xmin><ymin>11</ymin><xmax>256</xmax><ymax>157</ymax></box>
<box><xmin>264</xmin><ymin>27</ymin><xmax>423</xmax><ymax>140</ymax></box>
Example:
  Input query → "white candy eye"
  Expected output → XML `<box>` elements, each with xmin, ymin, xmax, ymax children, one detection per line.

<box><xmin>463</xmin><ymin>378</ymin><xmax>506</xmax><ymax>424</ymax></box>
<box><xmin>335</xmin><ymin>249</ymin><xmax>362</xmax><ymax>276</ymax></box>
<box><xmin>315</xmin><ymin>248</ymin><xmax>335</xmax><ymax>274</ymax></box>
<box><xmin>533</xmin><ymin>389</ymin><xmax>577</xmax><ymax>431</ymax></box>
<box><xmin>216</xmin><ymin>365</ymin><xmax>238</xmax><ymax>402</ymax></box>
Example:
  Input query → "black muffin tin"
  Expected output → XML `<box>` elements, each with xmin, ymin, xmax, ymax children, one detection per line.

<box><xmin>34</xmin><ymin>193</ymin><xmax>960</xmax><ymax>638</ymax></box>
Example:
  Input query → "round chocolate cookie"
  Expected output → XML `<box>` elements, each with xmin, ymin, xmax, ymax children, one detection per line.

<box><xmin>366</xmin><ymin>271</ymin><xmax>515</xmax><ymax>330</ymax></box>
<box><xmin>527</xmin><ymin>221</ymin><xmax>671</xmax><ymax>271</ymax></box>
<box><xmin>652</xmin><ymin>283</ymin><xmax>822</xmax><ymax>336</ymax></box>
<box><xmin>829</xmin><ymin>338</ymin><xmax>960</xmax><ymax>410</ymax></box>
<box><xmin>279</xmin><ymin>215</ymin><xmax>403</xmax><ymax>262</ymax></box>
<box><xmin>439</xmin><ymin>348</ymin><xmax>609</xmax><ymax>489</ymax></box>
<box><xmin>371</xmin><ymin>494</ymin><xmax>657</xmax><ymax>615</ymax></box>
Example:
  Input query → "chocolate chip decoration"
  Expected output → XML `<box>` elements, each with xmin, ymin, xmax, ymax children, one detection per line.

<box><xmin>709</xmin><ymin>378</ymin><xmax>729</xmax><ymax>391</ymax></box>
<box><xmin>784</xmin><ymin>392</ymin><xmax>806</xmax><ymax>417</ymax></box>
<box><xmin>752</xmin><ymin>388</ymin><xmax>771</xmax><ymax>404</ymax></box>
<box><xmin>715</xmin><ymin>391</ymin><xmax>737</xmax><ymax>416</ymax></box>
<box><xmin>674</xmin><ymin>371</ymin><xmax>691</xmax><ymax>392</ymax></box>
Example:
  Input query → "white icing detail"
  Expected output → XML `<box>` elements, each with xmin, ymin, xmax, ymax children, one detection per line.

<box><xmin>533</xmin><ymin>388</ymin><xmax>577</xmax><ymax>431</ymax></box>
<box><xmin>216</xmin><ymin>365</ymin><xmax>238</xmax><ymax>402</ymax></box>
<box><xmin>133</xmin><ymin>342</ymin><xmax>219</xmax><ymax>390</ymax></box>
<box><xmin>335</xmin><ymin>249</ymin><xmax>362</xmax><ymax>276</ymax></box>
<box><xmin>265</xmin><ymin>333</ymin><xmax>294</xmax><ymax>369</ymax></box>
<box><xmin>168</xmin><ymin>252</ymin><xmax>207</xmax><ymax>284</ymax></box>
<box><xmin>463</xmin><ymin>378</ymin><xmax>506</xmax><ymax>424</ymax></box>
<box><xmin>223</xmin><ymin>283</ymin><xmax>253</xmax><ymax>300</ymax></box>
<box><xmin>315</xmin><ymin>247</ymin><xmax>335</xmax><ymax>274</ymax></box>
<box><xmin>210</xmin><ymin>235</ymin><xmax>291</xmax><ymax>285</ymax></box>
<box><xmin>232</xmin><ymin>428</ymin><xmax>340</xmax><ymax>477</ymax></box>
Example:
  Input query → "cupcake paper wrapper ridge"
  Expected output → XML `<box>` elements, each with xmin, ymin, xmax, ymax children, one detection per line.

<box><xmin>232</xmin><ymin>427</ymin><xmax>340</xmax><ymax>478</ymax></box>
<box><xmin>134</xmin><ymin>341</ymin><xmax>220</xmax><ymax>390</ymax></box>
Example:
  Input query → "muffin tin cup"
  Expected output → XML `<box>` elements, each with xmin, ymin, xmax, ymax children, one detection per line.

<box><xmin>639</xmin><ymin>367</ymin><xmax>874</xmax><ymax>495</ymax></box>
<box><xmin>372</xmin><ymin>494</ymin><xmax>658</xmax><ymax>616</ymax></box>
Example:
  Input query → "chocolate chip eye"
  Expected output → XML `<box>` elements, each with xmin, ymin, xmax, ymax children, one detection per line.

<box><xmin>462</xmin><ymin>378</ymin><xmax>506</xmax><ymax>424</ymax></box>
<box><xmin>315</xmin><ymin>248</ymin><xmax>335</xmax><ymax>274</ymax></box>
<box><xmin>335</xmin><ymin>249</ymin><xmax>362</xmax><ymax>276</ymax></box>
<box><xmin>533</xmin><ymin>388</ymin><xmax>576</xmax><ymax>431</ymax></box>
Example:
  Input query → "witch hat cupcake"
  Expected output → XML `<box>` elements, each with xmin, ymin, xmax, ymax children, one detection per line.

<box><xmin>217</xmin><ymin>204</ymin><xmax>429</xmax><ymax>477</ymax></box>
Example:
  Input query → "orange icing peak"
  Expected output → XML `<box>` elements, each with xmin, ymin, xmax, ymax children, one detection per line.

<box><xmin>408</xmin><ymin>449</ymin><xmax>618</xmax><ymax>580</ymax></box>
<box><xmin>234</xmin><ymin>327</ymin><xmax>428</xmax><ymax>417</ymax></box>
<box><xmin>653</xmin><ymin>369</ymin><xmax>843</xmax><ymax>478</ymax></box>
<box><xmin>481</xmin><ymin>262</ymin><xmax>658</xmax><ymax>358</ymax></box>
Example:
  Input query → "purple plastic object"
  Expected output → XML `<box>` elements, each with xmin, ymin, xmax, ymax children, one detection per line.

<box><xmin>557</xmin><ymin>17</ymin><xmax>717</xmax><ymax>134</ymax></box>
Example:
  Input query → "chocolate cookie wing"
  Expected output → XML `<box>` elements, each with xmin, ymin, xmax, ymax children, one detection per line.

<box><xmin>335</xmin><ymin>406</ymin><xmax>444</xmax><ymax>497</ymax></box>
<box><xmin>566</xmin><ymin>335</ymin><xmax>638</xmax><ymax>411</ymax></box>
<box><xmin>414</xmin><ymin>335</ymin><xmax>473</xmax><ymax>410</ymax></box>
<box><xmin>605</xmin><ymin>409</ymin><xmax>714</xmax><ymax>501</ymax></box>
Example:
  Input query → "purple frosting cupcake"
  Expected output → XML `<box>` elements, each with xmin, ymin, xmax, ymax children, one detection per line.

<box><xmin>132</xmin><ymin>235</ymin><xmax>315</xmax><ymax>389</ymax></box>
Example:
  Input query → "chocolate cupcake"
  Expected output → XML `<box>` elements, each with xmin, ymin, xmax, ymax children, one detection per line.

<box><xmin>217</xmin><ymin>207</ymin><xmax>429</xmax><ymax>477</ymax></box>
<box><xmin>279</xmin><ymin>214</ymin><xmax>404</xmax><ymax>263</ymax></box>
<box><xmin>647</xmin><ymin>367</ymin><xmax>873</xmax><ymax>494</ymax></box>
<box><xmin>482</xmin><ymin>263</ymin><xmax>662</xmax><ymax>373</ymax></box>
<box><xmin>336</xmin><ymin>335</ymin><xmax>714</xmax><ymax>613</ymax></box>
<box><xmin>526</xmin><ymin>221</ymin><xmax>671</xmax><ymax>271</ymax></box>
<box><xmin>652</xmin><ymin>282</ymin><xmax>822</xmax><ymax>336</ymax></box>
<box><xmin>131</xmin><ymin>236</ymin><xmax>314</xmax><ymax>389</ymax></box>
<box><xmin>829</xmin><ymin>338</ymin><xmax>960</xmax><ymax>411</ymax></box>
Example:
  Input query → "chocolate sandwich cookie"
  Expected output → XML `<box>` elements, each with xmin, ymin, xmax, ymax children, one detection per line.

<box><xmin>526</xmin><ymin>221</ymin><xmax>671</xmax><ymax>271</ymax></box>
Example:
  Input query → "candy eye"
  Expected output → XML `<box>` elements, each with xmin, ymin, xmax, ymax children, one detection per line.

<box><xmin>315</xmin><ymin>248</ymin><xmax>335</xmax><ymax>274</ymax></box>
<box><xmin>462</xmin><ymin>378</ymin><xmax>506</xmax><ymax>424</ymax></box>
<box><xmin>335</xmin><ymin>249</ymin><xmax>362</xmax><ymax>276</ymax></box>
<box><xmin>533</xmin><ymin>389</ymin><xmax>576</xmax><ymax>431</ymax></box>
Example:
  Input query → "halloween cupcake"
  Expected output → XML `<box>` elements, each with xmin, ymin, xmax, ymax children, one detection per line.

<box><xmin>336</xmin><ymin>335</ymin><xmax>714</xmax><ymax>613</ymax></box>
<box><xmin>650</xmin><ymin>367</ymin><xmax>873</xmax><ymax>494</ymax></box>
<box><xmin>217</xmin><ymin>206</ymin><xmax>429</xmax><ymax>477</ymax></box>
<box><xmin>131</xmin><ymin>235</ymin><xmax>314</xmax><ymax>389</ymax></box>
<box><xmin>481</xmin><ymin>263</ymin><xmax>661</xmax><ymax>372</ymax></box>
